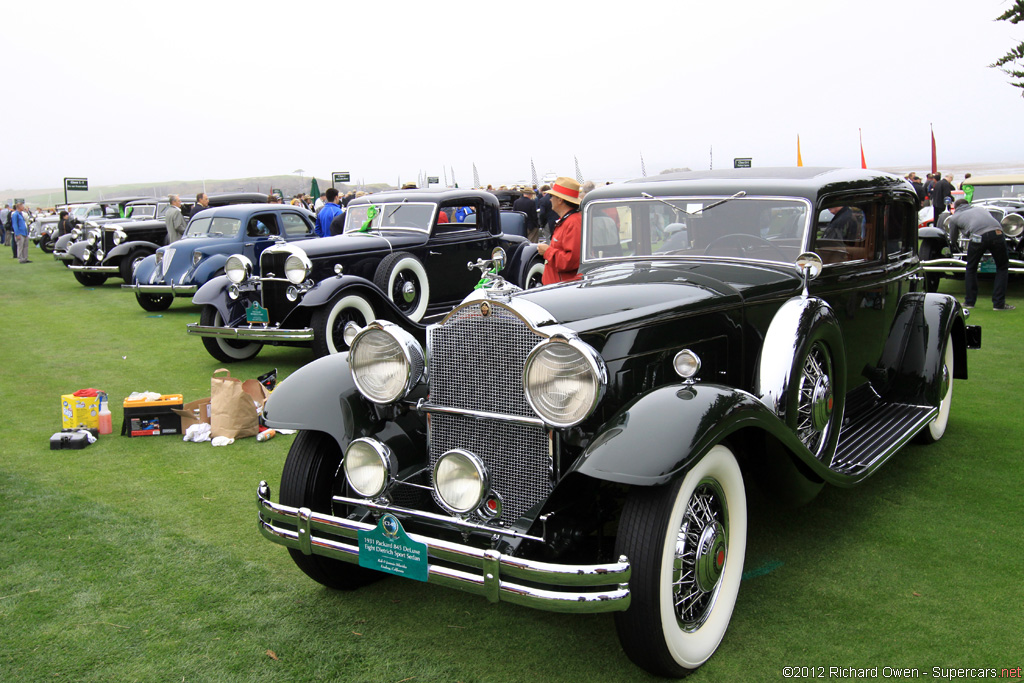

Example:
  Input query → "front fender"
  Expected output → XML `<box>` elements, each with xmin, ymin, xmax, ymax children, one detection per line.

<box><xmin>192</xmin><ymin>254</ymin><xmax>230</xmax><ymax>283</ymax></box>
<box><xmin>507</xmin><ymin>241</ymin><xmax>540</xmax><ymax>286</ymax></box>
<box><xmin>298</xmin><ymin>275</ymin><xmax>427</xmax><ymax>342</ymax></box>
<box><xmin>132</xmin><ymin>254</ymin><xmax>159</xmax><ymax>283</ymax></box>
<box><xmin>918</xmin><ymin>226</ymin><xmax>948</xmax><ymax>244</ymax></box>
<box><xmin>106</xmin><ymin>240</ymin><xmax>158</xmax><ymax>263</ymax></box>
<box><xmin>67</xmin><ymin>241</ymin><xmax>90</xmax><ymax>261</ymax></box>
<box><xmin>568</xmin><ymin>384</ymin><xmax>808</xmax><ymax>486</ymax></box>
<box><xmin>262</xmin><ymin>352</ymin><xmax>380</xmax><ymax>449</ymax></box>
<box><xmin>192</xmin><ymin>274</ymin><xmax>232</xmax><ymax>307</ymax></box>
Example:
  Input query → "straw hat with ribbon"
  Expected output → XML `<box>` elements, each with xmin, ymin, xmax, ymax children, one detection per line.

<box><xmin>547</xmin><ymin>177</ymin><xmax>582</xmax><ymax>205</ymax></box>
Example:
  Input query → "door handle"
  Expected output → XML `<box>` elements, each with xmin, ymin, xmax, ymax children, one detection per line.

<box><xmin>429</xmin><ymin>251</ymin><xmax>441</xmax><ymax>256</ymax></box>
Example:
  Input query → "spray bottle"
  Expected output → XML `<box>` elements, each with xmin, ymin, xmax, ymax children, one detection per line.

<box><xmin>97</xmin><ymin>392</ymin><xmax>112</xmax><ymax>436</ymax></box>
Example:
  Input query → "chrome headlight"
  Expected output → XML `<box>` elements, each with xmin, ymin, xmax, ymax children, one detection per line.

<box><xmin>112</xmin><ymin>228</ymin><xmax>127</xmax><ymax>245</ymax></box>
<box><xmin>191</xmin><ymin>250</ymin><xmax>204</xmax><ymax>267</ymax></box>
<box><xmin>86</xmin><ymin>230</ymin><xmax>98</xmax><ymax>246</ymax></box>
<box><xmin>155</xmin><ymin>250</ymin><xmax>164</xmax><ymax>266</ymax></box>
<box><xmin>523</xmin><ymin>337</ymin><xmax>606</xmax><ymax>428</ymax></box>
<box><xmin>71</xmin><ymin>228</ymin><xmax>82</xmax><ymax>239</ymax></box>
<box><xmin>284</xmin><ymin>252</ymin><xmax>311</xmax><ymax>284</ymax></box>
<box><xmin>225</xmin><ymin>255</ymin><xmax>252</xmax><ymax>283</ymax></box>
<box><xmin>433</xmin><ymin>449</ymin><xmax>488</xmax><ymax>514</ymax></box>
<box><xmin>349</xmin><ymin>321</ymin><xmax>424</xmax><ymax>404</ymax></box>
<box><xmin>343</xmin><ymin>438</ymin><xmax>396</xmax><ymax>498</ymax></box>
<box><xmin>1001</xmin><ymin>213</ymin><xmax>1024</xmax><ymax>238</ymax></box>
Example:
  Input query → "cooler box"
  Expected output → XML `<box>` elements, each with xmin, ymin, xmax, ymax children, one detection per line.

<box><xmin>121</xmin><ymin>394</ymin><xmax>184</xmax><ymax>437</ymax></box>
<box><xmin>61</xmin><ymin>394</ymin><xmax>99</xmax><ymax>430</ymax></box>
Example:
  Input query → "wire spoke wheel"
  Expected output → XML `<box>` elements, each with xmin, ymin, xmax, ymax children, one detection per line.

<box><xmin>795</xmin><ymin>340</ymin><xmax>833</xmax><ymax>459</ymax></box>
<box><xmin>673</xmin><ymin>479</ymin><xmax>728</xmax><ymax>631</ymax></box>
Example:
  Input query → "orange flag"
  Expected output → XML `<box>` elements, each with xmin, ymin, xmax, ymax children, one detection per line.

<box><xmin>797</xmin><ymin>135</ymin><xmax>803</xmax><ymax>167</ymax></box>
<box><xmin>859</xmin><ymin>129</ymin><xmax>867</xmax><ymax>169</ymax></box>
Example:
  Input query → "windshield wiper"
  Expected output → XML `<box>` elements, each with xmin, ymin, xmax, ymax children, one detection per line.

<box><xmin>386</xmin><ymin>199</ymin><xmax>409</xmax><ymax>220</ymax></box>
<box><xmin>641</xmin><ymin>191</ymin><xmax>746</xmax><ymax>215</ymax></box>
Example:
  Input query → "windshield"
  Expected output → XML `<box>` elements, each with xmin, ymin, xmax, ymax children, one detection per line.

<box><xmin>970</xmin><ymin>183</ymin><xmax>1024</xmax><ymax>201</ymax></box>
<box><xmin>185</xmin><ymin>216</ymin><xmax>240</xmax><ymax>238</ymax></box>
<box><xmin>344</xmin><ymin>202</ymin><xmax>436</xmax><ymax>233</ymax></box>
<box><xmin>126</xmin><ymin>205</ymin><xmax>156</xmax><ymax>219</ymax></box>
<box><xmin>584</xmin><ymin>196</ymin><xmax>809</xmax><ymax>264</ymax></box>
<box><xmin>71</xmin><ymin>205</ymin><xmax>97</xmax><ymax>219</ymax></box>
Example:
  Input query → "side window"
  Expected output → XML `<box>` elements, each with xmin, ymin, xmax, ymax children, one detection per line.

<box><xmin>815</xmin><ymin>198</ymin><xmax>882</xmax><ymax>264</ymax></box>
<box><xmin>246</xmin><ymin>214</ymin><xmax>279</xmax><ymax>237</ymax></box>
<box><xmin>437</xmin><ymin>203</ymin><xmax>479</xmax><ymax>233</ymax></box>
<box><xmin>885</xmin><ymin>200</ymin><xmax>916</xmax><ymax>258</ymax></box>
<box><xmin>281</xmin><ymin>212</ymin><xmax>313</xmax><ymax>237</ymax></box>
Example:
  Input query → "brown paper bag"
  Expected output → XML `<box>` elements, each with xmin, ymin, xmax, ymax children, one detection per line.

<box><xmin>211</xmin><ymin>369</ymin><xmax>261</xmax><ymax>439</ymax></box>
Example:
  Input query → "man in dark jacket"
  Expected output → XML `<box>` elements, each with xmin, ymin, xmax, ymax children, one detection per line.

<box><xmin>512</xmin><ymin>187</ymin><xmax>540</xmax><ymax>242</ymax></box>
<box><xmin>931</xmin><ymin>173</ymin><xmax>955</xmax><ymax>223</ymax></box>
<box><xmin>537</xmin><ymin>185</ymin><xmax>556</xmax><ymax>241</ymax></box>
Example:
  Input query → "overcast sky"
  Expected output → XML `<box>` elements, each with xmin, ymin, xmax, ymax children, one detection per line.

<box><xmin>2</xmin><ymin>0</ymin><xmax>1022</xmax><ymax>193</ymax></box>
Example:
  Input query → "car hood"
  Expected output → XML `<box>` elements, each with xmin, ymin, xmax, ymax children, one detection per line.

<box><xmin>515</xmin><ymin>259</ymin><xmax>801</xmax><ymax>335</ymax></box>
<box><xmin>290</xmin><ymin>230</ymin><xmax>428</xmax><ymax>259</ymax></box>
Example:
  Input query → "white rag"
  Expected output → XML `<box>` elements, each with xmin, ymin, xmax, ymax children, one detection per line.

<box><xmin>182</xmin><ymin>423</ymin><xmax>212</xmax><ymax>443</ymax></box>
<box><xmin>211</xmin><ymin>436</ymin><xmax>234</xmax><ymax>447</ymax></box>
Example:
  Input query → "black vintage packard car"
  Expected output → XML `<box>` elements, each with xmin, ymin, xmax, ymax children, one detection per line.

<box><xmin>186</xmin><ymin>189</ymin><xmax>543</xmax><ymax>362</ymax></box>
<box><xmin>254</xmin><ymin>169</ymin><xmax>979</xmax><ymax>676</ymax></box>
<box><xmin>919</xmin><ymin>174</ymin><xmax>1024</xmax><ymax>291</ymax></box>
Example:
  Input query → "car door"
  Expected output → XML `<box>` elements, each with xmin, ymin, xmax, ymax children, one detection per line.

<box><xmin>425</xmin><ymin>207</ymin><xmax>493</xmax><ymax>302</ymax></box>
<box><xmin>810</xmin><ymin>193</ymin><xmax>896</xmax><ymax>394</ymax></box>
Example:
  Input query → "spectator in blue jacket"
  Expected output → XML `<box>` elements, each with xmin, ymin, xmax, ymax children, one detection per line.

<box><xmin>13</xmin><ymin>202</ymin><xmax>30</xmax><ymax>263</ymax></box>
<box><xmin>315</xmin><ymin>188</ymin><xmax>343</xmax><ymax>237</ymax></box>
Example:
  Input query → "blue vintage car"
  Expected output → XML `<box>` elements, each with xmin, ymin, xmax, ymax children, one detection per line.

<box><xmin>123</xmin><ymin>204</ymin><xmax>316</xmax><ymax>311</ymax></box>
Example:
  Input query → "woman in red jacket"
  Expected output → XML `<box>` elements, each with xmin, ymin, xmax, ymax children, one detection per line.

<box><xmin>537</xmin><ymin>177</ymin><xmax>582</xmax><ymax>285</ymax></box>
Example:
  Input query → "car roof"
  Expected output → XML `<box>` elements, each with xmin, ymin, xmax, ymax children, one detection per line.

<box><xmin>347</xmin><ymin>188</ymin><xmax>500</xmax><ymax>208</ymax></box>
<box><xmin>188</xmin><ymin>203</ymin><xmax>314</xmax><ymax>219</ymax></box>
<box><xmin>965</xmin><ymin>174</ymin><xmax>1024</xmax><ymax>185</ymax></box>
<box><xmin>586</xmin><ymin>167</ymin><xmax>912</xmax><ymax>204</ymax></box>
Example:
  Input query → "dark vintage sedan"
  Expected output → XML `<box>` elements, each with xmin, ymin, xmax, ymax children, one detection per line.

<box><xmin>186</xmin><ymin>188</ymin><xmax>544</xmax><ymax>362</ymax></box>
<box><xmin>51</xmin><ymin>196</ymin><xmax>154</xmax><ymax>262</ymax></box>
<box><xmin>123</xmin><ymin>203</ymin><xmax>316</xmax><ymax>311</ymax></box>
<box><xmin>919</xmin><ymin>174</ymin><xmax>1024</xmax><ymax>291</ymax></box>
<box><xmin>253</xmin><ymin>168</ymin><xmax>980</xmax><ymax>676</ymax></box>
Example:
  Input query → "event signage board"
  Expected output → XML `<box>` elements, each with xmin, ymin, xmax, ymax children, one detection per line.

<box><xmin>733</xmin><ymin>158</ymin><xmax>752</xmax><ymax>169</ymax></box>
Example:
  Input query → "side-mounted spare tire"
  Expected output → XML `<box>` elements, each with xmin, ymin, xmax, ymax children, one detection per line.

<box><xmin>373</xmin><ymin>252</ymin><xmax>430</xmax><ymax>322</ymax></box>
<box><xmin>310</xmin><ymin>294</ymin><xmax>376</xmax><ymax>358</ymax></box>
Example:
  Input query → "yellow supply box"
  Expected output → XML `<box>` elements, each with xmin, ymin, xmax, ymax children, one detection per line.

<box><xmin>121</xmin><ymin>394</ymin><xmax>184</xmax><ymax>437</ymax></box>
<box><xmin>61</xmin><ymin>394</ymin><xmax>99</xmax><ymax>430</ymax></box>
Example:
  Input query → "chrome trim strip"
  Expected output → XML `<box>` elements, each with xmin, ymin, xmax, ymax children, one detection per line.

<box><xmin>186</xmin><ymin>323</ymin><xmax>314</xmax><ymax>341</ymax></box>
<box><xmin>257</xmin><ymin>482</ymin><xmax>631</xmax><ymax>613</ymax></box>
<box><xmin>68</xmin><ymin>265</ymin><xmax>119</xmax><ymax>273</ymax></box>
<box><xmin>411</xmin><ymin>399</ymin><xmax>546</xmax><ymax>428</ymax></box>
<box><xmin>121</xmin><ymin>283</ymin><xmax>199</xmax><ymax>294</ymax></box>
<box><xmin>921</xmin><ymin>257</ymin><xmax>1024</xmax><ymax>274</ymax></box>
<box><xmin>331</xmin><ymin>493</ymin><xmax>544</xmax><ymax>542</ymax></box>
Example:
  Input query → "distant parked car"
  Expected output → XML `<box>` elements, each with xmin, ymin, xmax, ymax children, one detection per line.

<box><xmin>52</xmin><ymin>196</ymin><xmax>153</xmax><ymax>263</ymax></box>
<box><xmin>186</xmin><ymin>188</ymin><xmax>544</xmax><ymax>362</ymax></box>
<box><xmin>123</xmin><ymin>203</ymin><xmax>316</xmax><ymax>311</ymax></box>
<box><xmin>919</xmin><ymin>174</ymin><xmax>1024</xmax><ymax>291</ymax></box>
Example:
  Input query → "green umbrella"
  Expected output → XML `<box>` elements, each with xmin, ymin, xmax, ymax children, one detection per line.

<box><xmin>310</xmin><ymin>177</ymin><xmax>321</xmax><ymax>199</ymax></box>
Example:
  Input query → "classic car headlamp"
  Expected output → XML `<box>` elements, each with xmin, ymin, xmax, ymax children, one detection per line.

<box><xmin>191</xmin><ymin>251</ymin><xmax>204</xmax><ymax>267</ymax></box>
<box><xmin>224</xmin><ymin>255</ymin><xmax>253</xmax><ymax>284</ymax></box>
<box><xmin>349</xmin><ymin>321</ymin><xmax>425</xmax><ymax>404</ymax></box>
<box><xmin>155</xmin><ymin>250</ymin><xmax>163</xmax><ymax>266</ymax></box>
<box><xmin>673</xmin><ymin>349</ymin><xmax>702</xmax><ymax>380</ymax></box>
<box><xmin>86</xmin><ymin>231</ymin><xmax>98</xmax><ymax>246</ymax></box>
<box><xmin>112</xmin><ymin>228</ymin><xmax>127</xmax><ymax>246</ymax></box>
<box><xmin>433</xmin><ymin>449</ymin><xmax>488</xmax><ymax>514</ymax></box>
<box><xmin>343</xmin><ymin>438</ymin><xmax>396</xmax><ymax>498</ymax></box>
<box><xmin>1001</xmin><ymin>213</ymin><xmax>1024</xmax><ymax>238</ymax></box>
<box><xmin>284</xmin><ymin>253</ymin><xmax>311</xmax><ymax>284</ymax></box>
<box><xmin>71</xmin><ymin>228</ymin><xmax>81</xmax><ymax>239</ymax></box>
<box><xmin>523</xmin><ymin>337</ymin><xmax>606</xmax><ymax>428</ymax></box>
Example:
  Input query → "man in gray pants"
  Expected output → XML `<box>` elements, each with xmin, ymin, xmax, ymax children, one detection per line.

<box><xmin>946</xmin><ymin>199</ymin><xmax>1014</xmax><ymax>311</ymax></box>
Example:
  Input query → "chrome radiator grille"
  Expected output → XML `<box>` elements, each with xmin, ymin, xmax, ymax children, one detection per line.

<box><xmin>427</xmin><ymin>302</ymin><xmax>551</xmax><ymax>524</ymax></box>
<box><xmin>259</xmin><ymin>251</ymin><xmax>295</xmax><ymax>324</ymax></box>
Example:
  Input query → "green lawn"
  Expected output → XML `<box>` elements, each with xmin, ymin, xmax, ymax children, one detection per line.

<box><xmin>1</xmin><ymin>246</ymin><xmax>1021</xmax><ymax>682</ymax></box>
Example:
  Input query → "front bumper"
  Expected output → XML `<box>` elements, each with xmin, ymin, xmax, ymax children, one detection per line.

<box><xmin>257</xmin><ymin>482</ymin><xmax>632</xmax><ymax>613</ymax></box>
<box><xmin>121</xmin><ymin>282</ymin><xmax>198</xmax><ymax>295</ymax></box>
<box><xmin>54</xmin><ymin>251</ymin><xmax>74</xmax><ymax>261</ymax></box>
<box><xmin>188</xmin><ymin>322</ymin><xmax>313</xmax><ymax>342</ymax></box>
<box><xmin>68</xmin><ymin>264</ymin><xmax>118</xmax><ymax>273</ymax></box>
<box><xmin>922</xmin><ymin>257</ymin><xmax>1024</xmax><ymax>275</ymax></box>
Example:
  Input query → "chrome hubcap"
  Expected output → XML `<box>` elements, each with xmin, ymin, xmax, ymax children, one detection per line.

<box><xmin>401</xmin><ymin>280</ymin><xmax>416</xmax><ymax>303</ymax></box>
<box><xmin>797</xmin><ymin>341</ymin><xmax>833</xmax><ymax>457</ymax></box>
<box><xmin>673</xmin><ymin>479</ymin><xmax>728</xmax><ymax>632</ymax></box>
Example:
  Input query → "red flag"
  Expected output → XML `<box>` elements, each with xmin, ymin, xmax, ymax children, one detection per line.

<box><xmin>859</xmin><ymin>129</ymin><xmax>867</xmax><ymax>169</ymax></box>
<box><xmin>930</xmin><ymin>124</ymin><xmax>937</xmax><ymax>174</ymax></box>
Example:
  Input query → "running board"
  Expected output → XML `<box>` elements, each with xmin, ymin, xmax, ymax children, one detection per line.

<box><xmin>829</xmin><ymin>402</ymin><xmax>937</xmax><ymax>477</ymax></box>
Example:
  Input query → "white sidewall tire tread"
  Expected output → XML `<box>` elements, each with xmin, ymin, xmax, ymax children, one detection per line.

<box><xmin>927</xmin><ymin>339</ymin><xmax>954</xmax><ymax>441</ymax></box>
<box><xmin>387</xmin><ymin>257</ymin><xmax>429</xmax><ymax>322</ymax></box>
<box><xmin>324</xmin><ymin>295</ymin><xmax>375</xmax><ymax>355</ymax></box>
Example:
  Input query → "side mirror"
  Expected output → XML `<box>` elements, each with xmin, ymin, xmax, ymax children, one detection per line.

<box><xmin>490</xmin><ymin>247</ymin><xmax>507</xmax><ymax>271</ymax></box>
<box><xmin>795</xmin><ymin>252</ymin><xmax>823</xmax><ymax>280</ymax></box>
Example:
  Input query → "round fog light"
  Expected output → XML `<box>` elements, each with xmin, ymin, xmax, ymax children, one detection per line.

<box><xmin>343</xmin><ymin>438</ymin><xmax>395</xmax><ymax>498</ymax></box>
<box><xmin>434</xmin><ymin>449</ymin><xmax>488</xmax><ymax>514</ymax></box>
<box><xmin>286</xmin><ymin>286</ymin><xmax>299</xmax><ymax>301</ymax></box>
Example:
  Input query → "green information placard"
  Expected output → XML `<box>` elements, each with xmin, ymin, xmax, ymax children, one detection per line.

<box><xmin>246</xmin><ymin>302</ymin><xmax>269</xmax><ymax>323</ymax></box>
<box><xmin>358</xmin><ymin>514</ymin><xmax>428</xmax><ymax>582</ymax></box>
